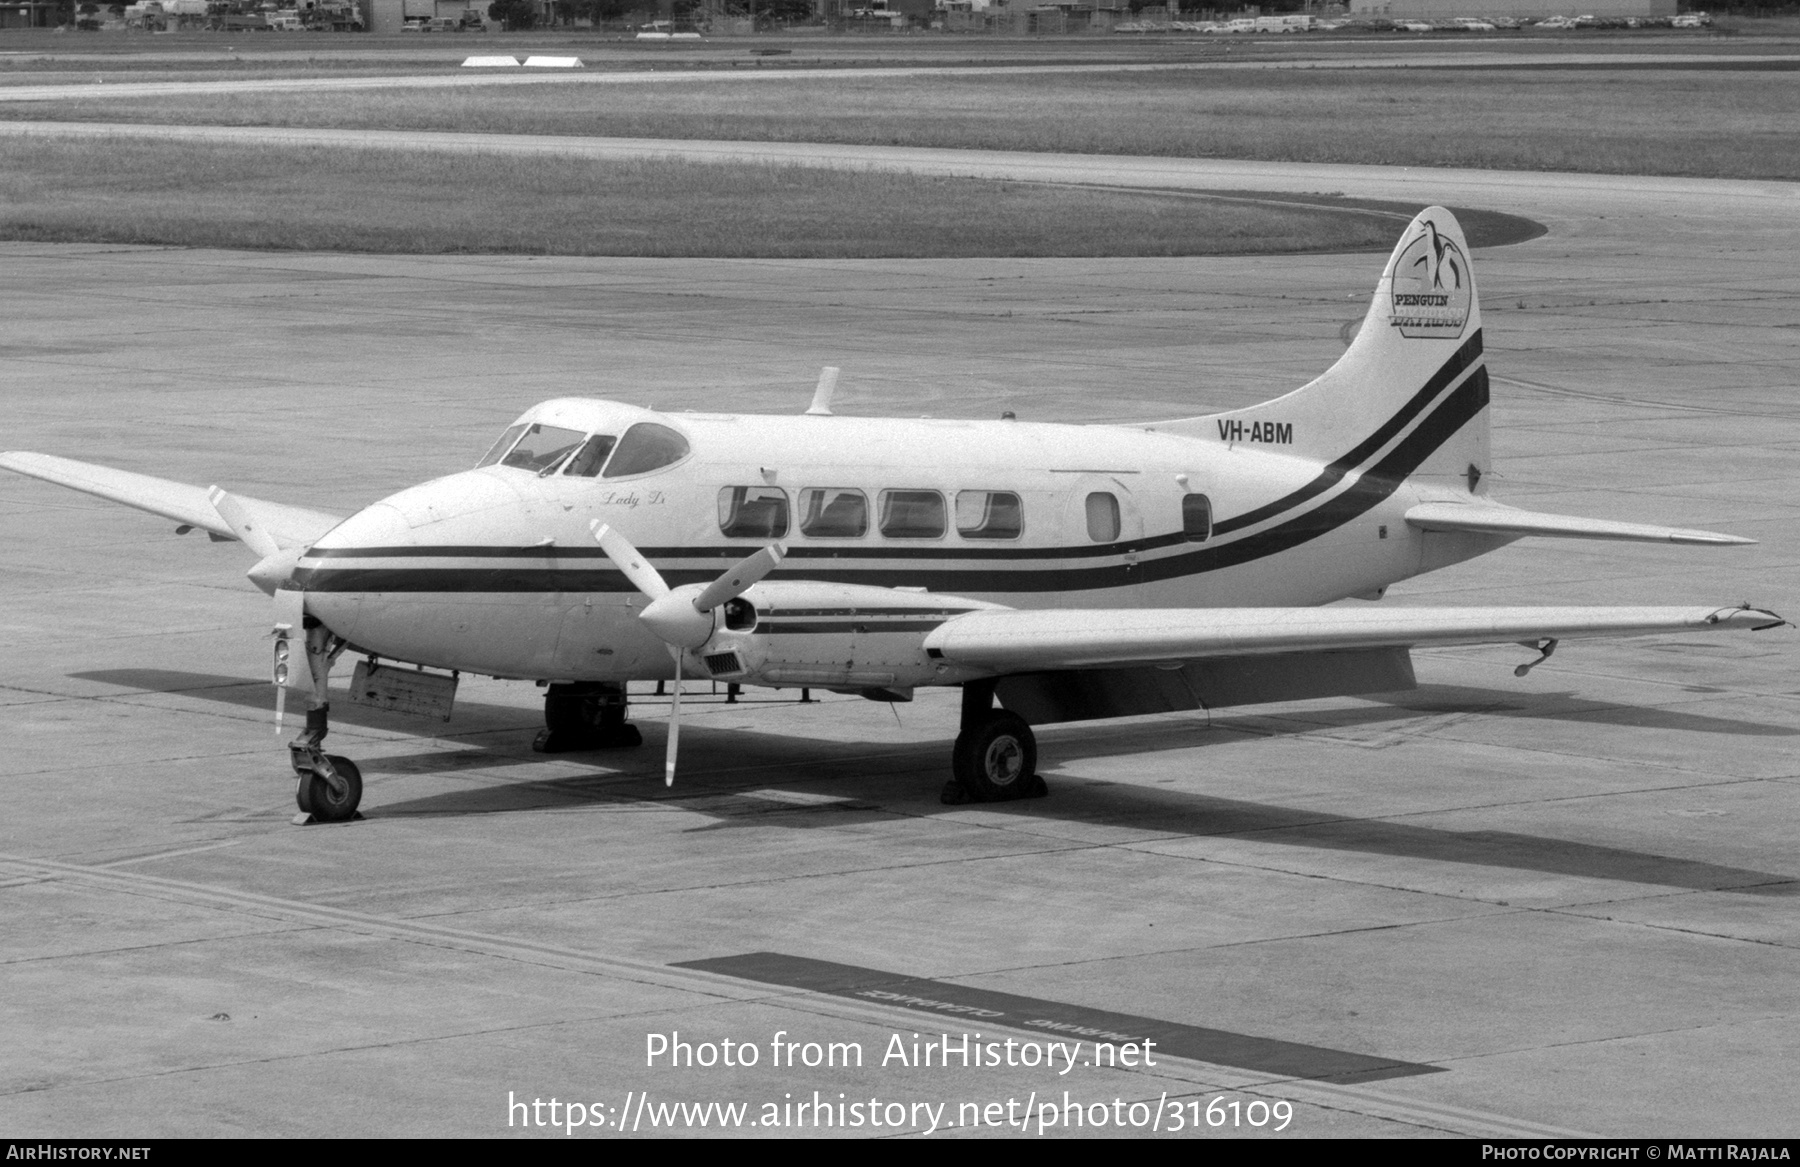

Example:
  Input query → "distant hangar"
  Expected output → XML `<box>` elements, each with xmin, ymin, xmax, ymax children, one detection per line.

<box><xmin>1348</xmin><ymin>0</ymin><xmax>1676</xmax><ymax>17</ymax></box>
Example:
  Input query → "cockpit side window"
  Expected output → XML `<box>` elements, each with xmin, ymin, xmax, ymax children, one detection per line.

<box><xmin>602</xmin><ymin>422</ymin><xmax>691</xmax><ymax>479</ymax></box>
<box><xmin>563</xmin><ymin>434</ymin><xmax>618</xmax><ymax>478</ymax></box>
<box><xmin>500</xmin><ymin>424</ymin><xmax>587</xmax><ymax>473</ymax></box>
<box><xmin>476</xmin><ymin>423</ymin><xmax>528</xmax><ymax>468</ymax></box>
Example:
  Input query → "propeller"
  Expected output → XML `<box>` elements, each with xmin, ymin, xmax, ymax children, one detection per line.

<box><xmin>592</xmin><ymin>522</ymin><xmax>785</xmax><ymax>786</ymax></box>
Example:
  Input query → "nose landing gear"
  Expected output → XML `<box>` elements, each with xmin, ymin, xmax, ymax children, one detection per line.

<box><xmin>285</xmin><ymin>618</ymin><xmax>362</xmax><ymax>824</ymax></box>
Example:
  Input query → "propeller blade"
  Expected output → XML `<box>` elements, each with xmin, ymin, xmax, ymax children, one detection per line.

<box><xmin>592</xmin><ymin>521</ymin><xmax>669</xmax><ymax>601</ymax></box>
<box><xmin>273</xmin><ymin>642</ymin><xmax>289</xmax><ymax>735</ymax></box>
<box><xmin>692</xmin><ymin>543</ymin><xmax>786</xmax><ymax>613</ymax></box>
<box><xmin>208</xmin><ymin>486</ymin><xmax>281</xmax><ymax>559</ymax></box>
<box><xmin>665</xmin><ymin>645</ymin><xmax>681</xmax><ymax>787</ymax></box>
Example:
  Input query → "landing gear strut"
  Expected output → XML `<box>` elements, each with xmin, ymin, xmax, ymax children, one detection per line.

<box><xmin>533</xmin><ymin>681</ymin><xmax>644</xmax><ymax>753</ymax></box>
<box><xmin>942</xmin><ymin>681</ymin><xmax>1047</xmax><ymax>805</ymax></box>
<box><xmin>287</xmin><ymin>618</ymin><xmax>362</xmax><ymax>823</ymax></box>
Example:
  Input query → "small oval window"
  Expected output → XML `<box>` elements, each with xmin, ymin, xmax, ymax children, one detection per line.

<box><xmin>879</xmin><ymin>490</ymin><xmax>946</xmax><ymax>539</ymax></box>
<box><xmin>718</xmin><ymin>486</ymin><xmax>790</xmax><ymax>539</ymax></box>
<box><xmin>1086</xmin><ymin>492</ymin><xmax>1120</xmax><ymax>543</ymax></box>
<box><xmin>602</xmin><ymin>422</ymin><xmax>690</xmax><ymax>478</ymax></box>
<box><xmin>1182</xmin><ymin>493</ymin><xmax>1212</xmax><ymax>543</ymax></box>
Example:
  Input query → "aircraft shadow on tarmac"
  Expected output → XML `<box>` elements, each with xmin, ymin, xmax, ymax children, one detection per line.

<box><xmin>76</xmin><ymin>669</ymin><xmax>1798</xmax><ymax>895</ymax></box>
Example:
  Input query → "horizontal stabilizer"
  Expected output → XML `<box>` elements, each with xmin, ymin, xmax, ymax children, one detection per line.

<box><xmin>0</xmin><ymin>452</ymin><xmax>343</xmax><ymax>550</ymax></box>
<box><xmin>924</xmin><ymin>605</ymin><xmax>1783</xmax><ymax>672</ymax></box>
<box><xmin>1406</xmin><ymin>501</ymin><xmax>1755</xmax><ymax>546</ymax></box>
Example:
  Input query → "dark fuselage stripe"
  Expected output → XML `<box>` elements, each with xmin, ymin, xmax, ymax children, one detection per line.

<box><xmin>760</xmin><ymin>621</ymin><xmax>949</xmax><ymax>635</ymax></box>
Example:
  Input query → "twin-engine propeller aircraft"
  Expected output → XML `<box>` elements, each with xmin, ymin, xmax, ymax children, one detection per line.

<box><xmin>2</xmin><ymin>208</ymin><xmax>1785</xmax><ymax>823</ymax></box>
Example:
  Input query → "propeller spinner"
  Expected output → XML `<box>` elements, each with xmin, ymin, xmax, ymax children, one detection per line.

<box><xmin>592</xmin><ymin>522</ymin><xmax>785</xmax><ymax>786</ymax></box>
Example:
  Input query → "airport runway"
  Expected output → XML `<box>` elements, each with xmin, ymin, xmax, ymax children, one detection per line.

<box><xmin>1</xmin><ymin>147</ymin><xmax>1797</xmax><ymax>1135</ymax></box>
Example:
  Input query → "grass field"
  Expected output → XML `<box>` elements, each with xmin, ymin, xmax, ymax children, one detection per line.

<box><xmin>0</xmin><ymin>137</ymin><xmax>1412</xmax><ymax>256</ymax></box>
<box><xmin>7</xmin><ymin>64</ymin><xmax>1797</xmax><ymax>180</ymax></box>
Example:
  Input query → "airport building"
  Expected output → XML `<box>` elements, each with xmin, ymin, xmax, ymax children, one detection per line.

<box><xmin>1348</xmin><ymin>0</ymin><xmax>1675</xmax><ymax>16</ymax></box>
<box><xmin>0</xmin><ymin>0</ymin><xmax>59</xmax><ymax>26</ymax></box>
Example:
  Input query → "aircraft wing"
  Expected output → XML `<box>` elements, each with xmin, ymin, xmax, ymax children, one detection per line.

<box><xmin>0</xmin><ymin>452</ymin><xmax>344</xmax><ymax>550</ymax></box>
<box><xmin>923</xmin><ymin>605</ymin><xmax>1784</xmax><ymax>673</ymax></box>
<box><xmin>1406</xmin><ymin>501</ymin><xmax>1755</xmax><ymax>546</ymax></box>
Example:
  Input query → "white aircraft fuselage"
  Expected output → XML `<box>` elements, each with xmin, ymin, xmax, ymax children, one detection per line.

<box><xmin>295</xmin><ymin>395</ymin><xmax>1500</xmax><ymax>691</ymax></box>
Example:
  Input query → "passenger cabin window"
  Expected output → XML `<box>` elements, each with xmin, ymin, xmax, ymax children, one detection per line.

<box><xmin>879</xmin><ymin>490</ymin><xmax>946</xmax><ymax>539</ymax></box>
<box><xmin>476</xmin><ymin>423</ymin><xmax>528</xmax><ymax>468</ymax></box>
<box><xmin>1086</xmin><ymin>492</ymin><xmax>1121</xmax><ymax>543</ymax></box>
<box><xmin>718</xmin><ymin>486</ymin><xmax>790</xmax><ymax>539</ymax></box>
<box><xmin>799</xmin><ymin>488</ymin><xmax>868</xmax><ymax>538</ymax></box>
<box><xmin>602</xmin><ymin>422</ymin><xmax>691</xmax><ymax>478</ymax></box>
<box><xmin>563</xmin><ymin>434</ymin><xmax>617</xmax><ymax>478</ymax></box>
<box><xmin>501</xmin><ymin>424</ymin><xmax>587</xmax><ymax>473</ymax></box>
<box><xmin>1182</xmin><ymin>493</ymin><xmax>1213</xmax><ymax>543</ymax></box>
<box><xmin>956</xmin><ymin>490</ymin><xmax>1023</xmax><ymax>540</ymax></box>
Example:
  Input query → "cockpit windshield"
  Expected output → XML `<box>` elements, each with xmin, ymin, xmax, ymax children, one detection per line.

<box><xmin>563</xmin><ymin>434</ymin><xmax>617</xmax><ymax>478</ymax></box>
<box><xmin>499</xmin><ymin>424</ymin><xmax>587</xmax><ymax>473</ymax></box>
<box><xmin>476</xmin><ymin>423</ymin><xmax>528</xmax><ymax>468</ymax></box>
<box><xmin>476</xmin><ymin>417</ymin><xmax>688</xmax><ymax>478</ymax></box>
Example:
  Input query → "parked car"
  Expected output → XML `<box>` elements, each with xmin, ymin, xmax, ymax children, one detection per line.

<box><xmin>1396</xmin><ymin>19</ymin><xmax>1433</xmax><ymax>31</ymax></box>
<box><xmin>1453</xmin><ymin>17</ymin><xmax>1496</xmax><ymax>30</ymax></box>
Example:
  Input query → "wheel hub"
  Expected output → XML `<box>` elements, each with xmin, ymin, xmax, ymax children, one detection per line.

<box><xmin>984</xmin><ymin>736</ymin><xmax>1024</xmax><ymax>786</ymax></box>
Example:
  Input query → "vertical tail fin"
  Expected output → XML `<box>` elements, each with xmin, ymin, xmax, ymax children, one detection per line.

<box><xmin>1157</xmin><ymin>206</ymin><xmax>1490</xmax><ymax>495</ymax></box>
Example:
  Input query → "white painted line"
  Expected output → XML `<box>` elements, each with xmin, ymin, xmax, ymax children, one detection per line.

<box><xmin>522</xmin><ymin>56</ymin><xmax>583</xmax><ymax>69</ymax></box>
<box><xmin>461</xmin><ymin>56</ymin><xmax>519</xmax><ymax>68</ymax></box>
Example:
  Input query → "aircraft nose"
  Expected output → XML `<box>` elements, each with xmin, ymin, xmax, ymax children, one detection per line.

<box><xmin>309</xmin><ymin>470</ymin><xmax>525</xmax><ymax>552</ymax></box>
<box><xmin>310</xmin><ymin>501</ymin><xmax>415</xmax><ymax>553</ymax></box>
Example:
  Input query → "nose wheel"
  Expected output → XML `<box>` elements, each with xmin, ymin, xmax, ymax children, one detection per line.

<box><xmin>289</xmin><ymin>705</ymin><xmax>363</xmax><ymax>823</ymax></box>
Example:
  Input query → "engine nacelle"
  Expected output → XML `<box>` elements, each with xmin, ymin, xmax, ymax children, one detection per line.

<box><xmin>686</xmin><ymin>581</ymin><xmax>1001</xmax><ymax>694</ymax></box>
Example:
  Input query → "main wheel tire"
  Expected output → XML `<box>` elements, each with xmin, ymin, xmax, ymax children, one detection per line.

<box><xmin>952</xmin><ymin>711</ymin><xmax>1037</xmax><ymax>802</ymax></box>
<box><xmin>544</xmin><ymin>685</ymin><xmax>633</xmax><ymax>741</ymax></box>
<box><xmin>544</xmin><ymin>690</ymin><xmax>593</xmax><ymax>734</ymax></box>
<box><xmin>303</xmin><ymin>755</ymin><xmax>363</xmax><ymax>823</ymax></box>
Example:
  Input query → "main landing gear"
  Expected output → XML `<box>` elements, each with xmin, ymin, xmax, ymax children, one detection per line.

<box><xmin>533</xmin><ymin>681</ymin><xmax>644</xmax><ymax>753</ymax></box>
<box><xmin>287</xmin><ymin>618</ymin><xmax>362</xmax><ymax>824</ymax></box>
<box><xmin>942</xmin><ymin>681</ymin><xmax>1048</xmax><ymax>805</ymax></box>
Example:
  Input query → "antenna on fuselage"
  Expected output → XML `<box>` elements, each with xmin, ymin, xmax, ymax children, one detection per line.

<box><xmin>805</xmin><ymin>366</ymin><xmax>840</xmax><ymax>416</ymax></box>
